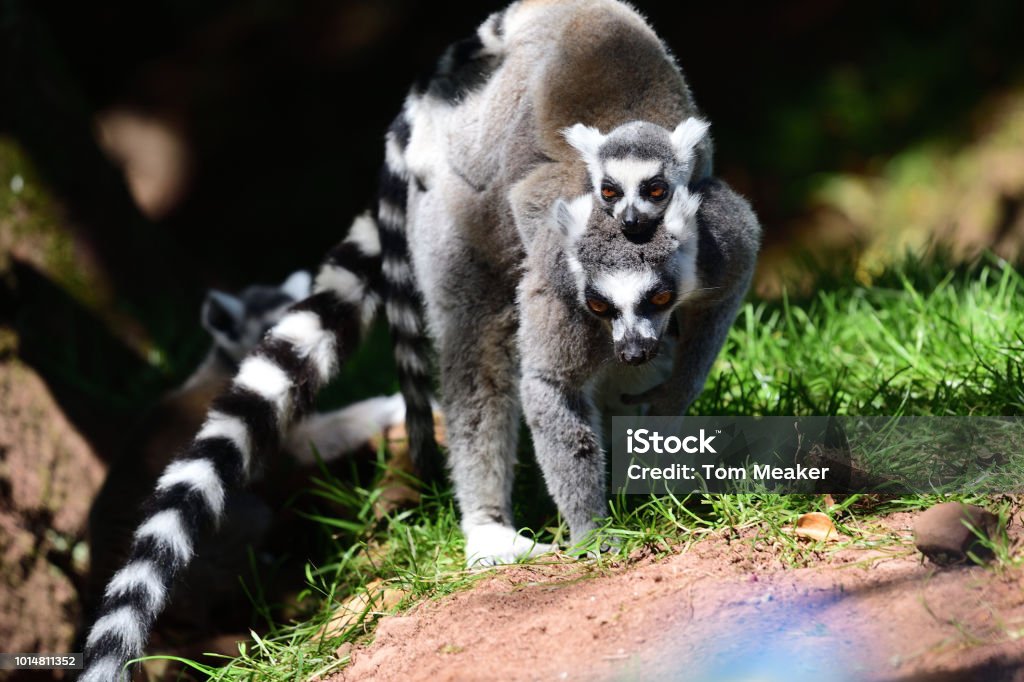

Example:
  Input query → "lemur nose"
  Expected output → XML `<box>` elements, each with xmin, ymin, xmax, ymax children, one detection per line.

<box><xmin>620</xmin><ymin>348</ymin><xmax>648</xmax><ymax>365</ymax></box>
<box><xmin>620</xmin><ymin>206</ymin><xmax>653</xmax><ymax>239</ymax></box>
<box><xmin>619</xmin><ymin>343</ymin><xmax>654</xmax><ymax>365</ymax></box>
<box><xmin>622</xmin><ymin>206</ymin><xmax>639</xmax><ymax>230</ymax></box>
<box><xmin>617</xmin><ymin>334</ymin><xmax>658</xmax><ymax>365</ymax></box>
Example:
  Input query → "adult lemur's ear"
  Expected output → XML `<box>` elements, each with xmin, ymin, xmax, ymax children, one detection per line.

<box><xmin>201</xmin><ymin>290</ymin><xmax>245</xmax><ymax>340</ymax></box>
<box><xmin>670</xmin><ymin>117</ymin><xmax>710</xmax><ymax>166</ymax></box>
<box><xmin>563</xmin><ymin>124</ymin><xmax>605</xmax><ymax>179</ymax></box>
<box><xmin>552</xmin><ymin>194</ymin><xmax>593</xmax><ymax>246</ymax></box>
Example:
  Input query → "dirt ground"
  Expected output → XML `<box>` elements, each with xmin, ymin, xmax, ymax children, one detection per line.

<box><xmin>1</xmin><ymin>353</ymin><xmax>1023</xmax><ymax>682</ymax></box>
<box><xmin>331</xmin><ymin>516</ymin><xmax>1024</xmax><ymax>682</ymax></box>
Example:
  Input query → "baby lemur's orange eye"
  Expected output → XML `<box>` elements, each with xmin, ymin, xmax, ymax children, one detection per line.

<box><xmin>650</xmin><ymin>291</ymin><xmax>672</xmax><ymax>307</ymax></box>
<box><xmin>601</xmin><ymin>187</ymin><xmax>618</xmax><ymax>200</ymax></box>
<box><xmin>587</xmin><ymin>298</ymin><xmax>610</xmax><ymax>315</ymax></box>
<box><xmin>648</xmin><ymin>186</ymin><xmax>666</xmax><ymax>199</ymax></box>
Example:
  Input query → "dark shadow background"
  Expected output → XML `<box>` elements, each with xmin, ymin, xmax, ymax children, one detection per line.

<box><xmin>2</xmin><ymin>0</ymin><xmax>1023</xmax><ymax>462</ymax></box>
<box><xmin>4</xmin><ymin>0</ymin><xmax>1023</xmax><ymax>289</ymax></box>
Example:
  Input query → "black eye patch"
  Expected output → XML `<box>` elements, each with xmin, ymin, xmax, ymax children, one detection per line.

<box><xmin>583</xmin><ymin>287</ymin><xmax>616</xmax><ymax>318</ymax></box>
<box><xmin>600</xmin><ymin>180</ymin><xmax>623</xmax><ymax>202</ymax></box>
<box><xmin>639</xmin><ymin>284</ymin><xmax>676</xmax><ymax>313</ymax></box>
<box><xmin>640</xmin><ymin>177</ymin><xmax>670</xmax><ymax>201</ymax></box>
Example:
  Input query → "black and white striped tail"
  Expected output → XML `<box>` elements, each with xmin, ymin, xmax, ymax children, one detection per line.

<box><xmin>82</xmin><ymin>88</ymin><xmax>443</xmax><ymax>682</ymax></box>
<box><xmin>379</xmin><ymin>110</ymin><xmax>442</xmax><ymax>482</ymax></box>
<box><xmin>373</xmin><ymin>5</ymin><xmax>513</xmax><ymax>479</ymax></box>
<box><xmin>80</xmin><ymin>225</ymin><xmax>383</xmax><ymax>681</ymax></box>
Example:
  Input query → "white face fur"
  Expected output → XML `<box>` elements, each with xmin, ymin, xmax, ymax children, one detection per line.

<box><xmin>553</xmin><ymin>187</ymin><xmax>701</xmax><ymax>366</ymax></box>
<box><xmin>564</xmin><ymin>118</ymin><xmax>709</xmax><ymax>234</ymax></box>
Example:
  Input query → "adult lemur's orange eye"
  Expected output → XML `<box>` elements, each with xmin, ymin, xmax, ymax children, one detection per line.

<box><xmin>601</xmin><ymin>187</ymin><xmax>619</xmax><ymax>200</ymax></box>
<box><xmin>587</xmin><ymin>298</ymin><xmax>610</xmax><ymax>315</ymax></box>
<box><xmin>650</xmin><ymin>291</ymin><xmax>672</xmax><ymax>307</ymax></box>
<box><xmin>649</xmin><ymin>185</ymin><xmax>666</xmax><ymax>199</ymax></box>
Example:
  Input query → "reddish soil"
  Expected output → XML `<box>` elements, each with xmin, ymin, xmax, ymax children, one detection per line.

<box><xmin>331</xmin><ymin>515</ymin><xmax>1024</xmax><ymax>682</ymax></box>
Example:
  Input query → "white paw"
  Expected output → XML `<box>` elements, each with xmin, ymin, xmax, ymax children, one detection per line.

<box><xmin>464</xmin><ymin>523</ymin><xmax>554</xmax><ymax>567</ymax></box>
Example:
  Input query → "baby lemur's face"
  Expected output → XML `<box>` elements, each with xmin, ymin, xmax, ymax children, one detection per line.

<box><xmin>564</xmin><ymin>118</ymin><xmax>709</xmax><ymax>239</ymax></box>
<box><xmin>553</xmin><ymin>187</ymin><xmax>701</xmax><ymax>366</ymax></box>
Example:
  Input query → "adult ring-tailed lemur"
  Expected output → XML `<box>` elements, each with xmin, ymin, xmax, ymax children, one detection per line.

<box><xmin>80</xmin><ymin>1</ymin><xmax>761</xmax><ymax>678</ymax></box>
<box><xmin>81</xmin><ymin>270</ymin><xmax>408</xmax><ymax>658</ymax></box>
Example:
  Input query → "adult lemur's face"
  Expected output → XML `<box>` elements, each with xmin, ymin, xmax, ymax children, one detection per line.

<box><xmin>553</xmin><ymin>188</ymin><xmax>701</xmax><ymax>366</ymax></box>
<box><xmin>564</xmin><ymin>118</ymin><xmax>709</xmax><ymax>239</ymax></box>
<box><xmin>201</xmin><ymin>270</ymin><xmax>311</xmax><ymax>362</ymax></box>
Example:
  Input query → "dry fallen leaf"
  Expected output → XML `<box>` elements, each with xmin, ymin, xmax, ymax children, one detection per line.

<box><xmin>318</xmin><ymin>579</ymin><xmax>409</xmax><ymax>640</ymax></box>
<box><xmin>793</xmin><ymin>511</ymin><xmax>844</xmax><ymax>542</ymax></box>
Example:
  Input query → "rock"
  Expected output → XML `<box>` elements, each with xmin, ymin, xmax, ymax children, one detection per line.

<box><xmin>0</xmin><ymin>358</ymin><xmax>104</xmax><ymax>655</ymax></box>
<box><xmin>914</xmin><ymin>502</ymin><xmax>998</xmax><ymax>566</ymax></box>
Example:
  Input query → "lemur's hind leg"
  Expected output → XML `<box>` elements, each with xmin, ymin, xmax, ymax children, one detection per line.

<box><xmin>438</xmin><ymin>301</ymin><xmax>552</xmax><ymax>566</ymax></box>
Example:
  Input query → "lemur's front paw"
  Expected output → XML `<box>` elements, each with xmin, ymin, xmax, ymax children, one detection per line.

<box><xmin>567</xmin><ymin>528</ymin><xmax>621</xmax><ymax>559</ymax></box>
<box><xmin>464</xmin><ymin>523</ymin><xmax>554</xmax><ymax>567</ymax></box>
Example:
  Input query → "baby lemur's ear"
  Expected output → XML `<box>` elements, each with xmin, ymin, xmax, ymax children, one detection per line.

<box><xmin>562</xmin><ymin>123</ymin><xmax>605</xmax><ymax>174</ymax></box>
<box><xmin>662</xmin><ymin>187</ymin><xmax>702</xmax><ymax>243</ymax></box>
<box><xmin>670</xmin><ymin>117</ymin><xmax>710</xmax><ymax>166</ymax></box>
<box><xmin>552</xmin><ymin>195</ymin><xmax>593</xmax><ymax>246</ymax></box>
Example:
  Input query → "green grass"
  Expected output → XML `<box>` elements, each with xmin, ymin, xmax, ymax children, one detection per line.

<box><xmin>173</xmin><ymin>255</ymin><xmax>1024</xmax><ymax>680</ymax></box>
<box><xmin>696</xmin><ymin>253</ymin><xmax>1024</xmax><ymax>416</ymax></box>
<box><xmin>156</xmin><ymin>457</ymin><xmax>481</xmax><ymax>681</ymax></box>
